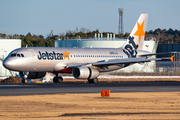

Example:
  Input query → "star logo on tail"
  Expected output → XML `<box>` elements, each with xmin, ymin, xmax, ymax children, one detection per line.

<box><xmin>134</xmin><ymin>21</ymin><xmax>145</xmax><ymax>44</ymax></box>
<box><xmin>62</xmin><ymin>50</ymin><xmax>70</xmax><ymax>60</ymax></box>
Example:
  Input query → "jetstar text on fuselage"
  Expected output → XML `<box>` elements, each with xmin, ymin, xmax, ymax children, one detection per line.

<box><xmin>37</xmin><ymin>51</ymin><xmax>64</xmax><ymax>60</ymax></box>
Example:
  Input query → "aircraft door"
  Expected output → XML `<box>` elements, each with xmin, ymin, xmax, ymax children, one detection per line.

<box><xmin>28</xmin><ymin>49</ymin><xmax>36</xmax><ymax>63</ymax></box>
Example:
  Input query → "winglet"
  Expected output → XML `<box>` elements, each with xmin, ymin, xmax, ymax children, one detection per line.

<box><xmin>170</xmin><ymin>55</ymin><xmax>174</xmax><ymax>62</ymax></box>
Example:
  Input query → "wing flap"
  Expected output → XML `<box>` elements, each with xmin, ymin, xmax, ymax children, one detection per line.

<box><xmin>139</xmin><ymin>52</ymin><xmax>174</xmax><ymax>57</ymax></box>
<box><xmin>65</xmin><ymin>57</ymin><xmax>162</xmax><ymax>69</ymax></box>
<box><xmin>66</xmin><ymin>63</ymin><xmax>91</xmax><ymax>68</ymax></box>
<box><xmin>93</xmin><ymin>57</ymin><xmax>162</xmax><ymax>66</ymax></box>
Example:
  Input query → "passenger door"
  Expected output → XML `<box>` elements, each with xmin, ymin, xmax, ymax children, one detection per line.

<box><xmin>28</xmin><ymin>49</ymin><xmax>36</xmax><ymax>63</ymax></box>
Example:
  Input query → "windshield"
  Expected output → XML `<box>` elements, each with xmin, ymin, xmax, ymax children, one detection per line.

<box><xmin>10</xmin><ymin>54</ymin><xmax>16</xmax><ymax>57</ymax></box>
<box><xmin>10</xmin><ymin>53</ymin><xmax>25</xmax><ymax>57</ymax></box>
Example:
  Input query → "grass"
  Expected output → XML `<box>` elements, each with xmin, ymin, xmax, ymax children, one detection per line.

<box><xmin>0</xmin><ymin>92</ymin><xmax>180</xmax><ymax>119</ymax></box>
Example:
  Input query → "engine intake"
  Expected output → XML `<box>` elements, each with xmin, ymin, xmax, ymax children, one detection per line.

<box><xmin>72</xmin><ymin>67</ymin><xmax>99</xmax><ymax>79</ymax></box>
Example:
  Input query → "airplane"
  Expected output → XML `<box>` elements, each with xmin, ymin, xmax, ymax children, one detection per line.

<box><xmin>2</xmin><ymin>13</ymin><xmax>171</xmax><ymax>83</ymax></box>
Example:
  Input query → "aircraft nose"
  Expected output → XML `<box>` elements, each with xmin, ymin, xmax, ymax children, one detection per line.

<box><xmin>3</xmin><ymin>59</ymin><xmax>14</xmax><ymax>69</ymax></box>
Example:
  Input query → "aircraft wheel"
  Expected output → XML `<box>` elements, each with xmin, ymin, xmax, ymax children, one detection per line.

<box><xmin>58</xmin><ymin>76</ymin><xmax>63</xmax><ymax>83</ymax></box>
<box><xmin>22</xmin><ymin>79</ymin><xmax>25</xmax><ymax>83</ymax></box>
<box><xmin>88</xmin><ymin>79</ymin><xmax>92</xmax><ymax>83</ymax></box>
<box><xmin>88</xmin><ymin>78</ymin><xmax>98</xmax><ymax>84</ymax></box>
<box><xmin>53</xmin><ymin>76</ymin><xmax>58</xmax><ymax>83</ymax></box>
<box><xmin>22</xmin><ymin>79</ymin><xmax>27</xmax><ymax>83</ymax></box>
<box><xmin>93</xmin><ymin>78</ymin><xmax>98</xmax><ymax>83</ymax></box>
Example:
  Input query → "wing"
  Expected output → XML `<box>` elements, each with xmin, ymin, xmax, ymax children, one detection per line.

<box><xmin>139</xmin><ymin>52</ymin><xmax>173</xmax><ymax>57</ymax></box>
<box><xmin>66</xmin><ymin>63</ymin><xmax>91</xmax><ymax>68</ymax></box>
<box><xmin>66</xmin><ymin>57</ymin><xmax>162</xmax><ymax>68</ymax></box>
<box><xmin>139</xmin><ymin>52</ymin><xmax>175</xmax><ymax>62</ymax></box>
<box><xmin>92</xmin><ymin>57</ymin><xmax>161</xmax><ymax>67</ymax></box>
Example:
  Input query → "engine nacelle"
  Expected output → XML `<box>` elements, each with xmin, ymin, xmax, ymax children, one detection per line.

<box><xmin>72</xmin><ymin>67</ymin><xmax>99</xmax><ymax>79</ymax></box>
<box><xmin>19</xmin><ymin>72</ymin><xmax>46</xmax><ymax>79</ymax></box>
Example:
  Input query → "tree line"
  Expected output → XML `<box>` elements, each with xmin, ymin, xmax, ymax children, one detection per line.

<box><xmin>0</xmin><ymin>28</ymin><xmax>180</xmax><ymax>47</ymax></box>
<box><xmin>145</xmin><ymin>28</ymin><xmax>180</xmax><ymax>44</ymax></box>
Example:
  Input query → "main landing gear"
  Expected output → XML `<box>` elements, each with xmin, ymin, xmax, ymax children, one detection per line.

<box><xmin>53</xmin><ymin>72</ymin><xmax>98</xmax><ymax>84</ymax></box>
<box><xmin>53</xmin><ymin>76</ymin><xmax>63</xmax><ymax>83</ymax></box>
<box><xmin>53</xmin><ymin>73</ymin><xmax>63</xmax><ymax>83</ymax></box>
<box><xmin>88</xmin><ymin>78</ymin><xmax>98</xmax><ymax>84</ymax></box>
<box><xmin>53</xmin><ymin>77</ymin><xmax>98</xmax><ymax>84</ymax></box>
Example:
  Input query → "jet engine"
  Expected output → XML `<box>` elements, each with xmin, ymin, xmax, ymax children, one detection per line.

<box><xmin>72</xmin><ymin>67</ymin><xmax>99</xmax><ymax>79</ymax></box>
<box><xmin>19</xmin><ymin>72</ymin><xmax>46</xmax><ymax>79</ymax></box>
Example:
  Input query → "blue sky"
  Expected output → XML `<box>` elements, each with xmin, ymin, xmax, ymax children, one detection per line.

<box><xmin>0</xmin><ymin>0</ymin><xmax>180</xmax><ymax>37</ymax></box>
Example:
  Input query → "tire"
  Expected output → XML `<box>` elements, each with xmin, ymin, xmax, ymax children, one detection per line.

<box><xmin>53</xmin><ymin>76</ymin><xmax>58</xmax><ymax>83</ymax></box>
<box><xmin>22</xmin><ymin>79</ymin><xmax>27</xmax><ymax>83</ymax></box>
<box><xmin>58</xmin><ymin>76</ymin><xmax>63</xmax><ymax>83</ymax></box>
<box><xmin>88</xmin><ymin>78</ymin><xmax>98</xmax><ymax>84</ymax></box>
<box><xmin>93</xmin><ymin>78</ymin><xmax>98</xmax><ymax>83</ymax></box>
<box><xmin>88</xmin><ymin>79</ymin><xmax>93</xmax><ymax>83</ymax></box>
<box><xmin>22</xmin><ymin>79</ymin><xmax>25</xmax><ymax>83</ymax></box>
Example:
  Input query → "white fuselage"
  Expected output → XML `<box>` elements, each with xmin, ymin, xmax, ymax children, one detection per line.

<box><xmin>3</xmin><ymin>47</ymin><xmax>151</xmax><ymax>73</ymax></box>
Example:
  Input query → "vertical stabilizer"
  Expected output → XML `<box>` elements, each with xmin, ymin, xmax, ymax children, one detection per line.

<box><xmin>121</xmin><ymin>14</ymin><xmax>148</xmax><ymax>50</ymax></box>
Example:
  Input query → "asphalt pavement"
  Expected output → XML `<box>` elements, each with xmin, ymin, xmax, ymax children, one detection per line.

<box><xmin>0</xmin><ymin>82</ymin><xmax>180</xmax><ymax>96</ymax></box>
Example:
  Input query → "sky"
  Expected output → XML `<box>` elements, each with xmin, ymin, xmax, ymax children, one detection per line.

<box><xmin>0</xmin><ymin>0</ymin><xmax>180</xmax><ymax>37</ymax></box>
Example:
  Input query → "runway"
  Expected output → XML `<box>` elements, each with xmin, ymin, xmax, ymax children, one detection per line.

<box><xmin>0</xmin><ymin>82</ymin><xmax>180</xmax><ymax>96</ymax></box>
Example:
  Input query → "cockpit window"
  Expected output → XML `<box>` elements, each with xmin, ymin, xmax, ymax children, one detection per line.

<box><xmin>10</xmin><ymin>53</ymin><xmax>24</xmax><ymax>57</ymax></box>
<box><xmin>10</xmin><ymin>54</ymin><xmax>16</xmax><ymax>57</ymax></box>
<box><xmin>21</xmin><ymin>54</ymin><xmax>24</xmax><ymax>57</ymax></box>
<box><xmin>17</xmin><ymin>54</ymin><xmax>21</xmax><ymax>57</ymax></box>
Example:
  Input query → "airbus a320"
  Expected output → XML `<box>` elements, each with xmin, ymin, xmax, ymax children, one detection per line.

<box><xmin>3</xmin><ymin>14</ymin><xmax>169</xmax><ymax>83</ymax></box>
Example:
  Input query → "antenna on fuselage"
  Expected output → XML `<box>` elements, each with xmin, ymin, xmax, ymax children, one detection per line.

<box><xmin>26</xmin><ymin>44</ymin><xmax>28</xmax><ymax>48</ymax></box>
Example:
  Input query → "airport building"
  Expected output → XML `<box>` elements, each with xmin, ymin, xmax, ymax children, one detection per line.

<box><xmin>55</xmin><ymin>34</ymin><xmax>158</xmax><ymax>73</ymax></box>
<box><xmin>0</xmin><ymin>38</ymin><xmax>21</xmax><ymax>77</ymax></box>
<box><xmin>157</xmin><ymin>44</ymin><xmax>180</xmax><ymax>58</ymax></box>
